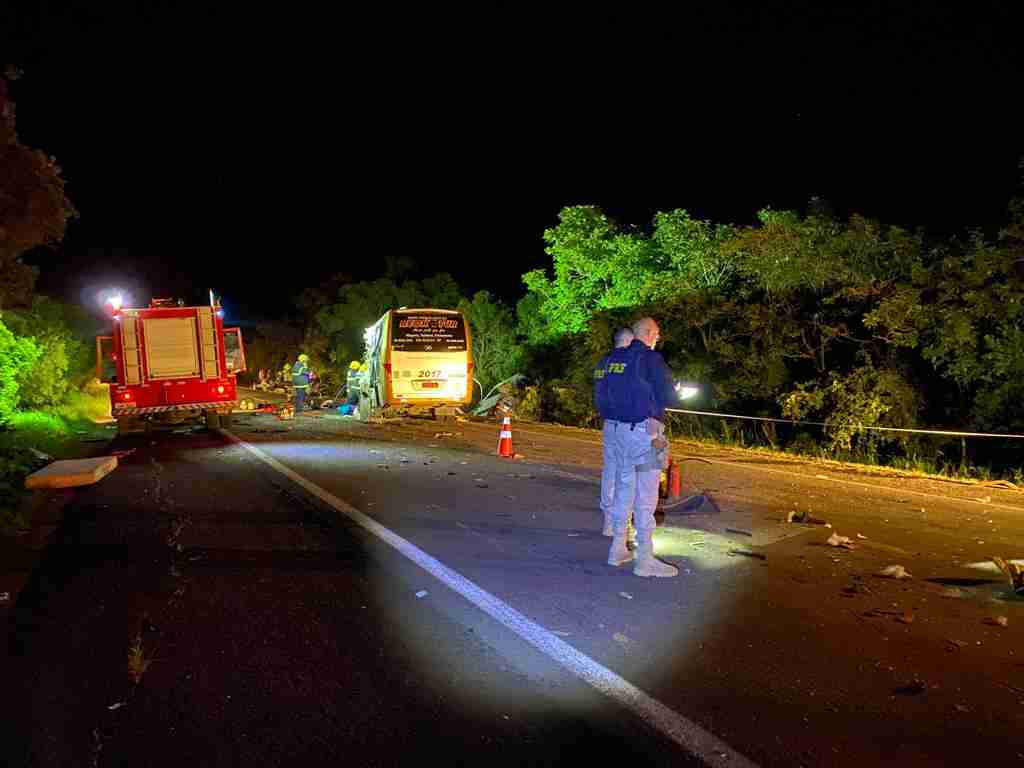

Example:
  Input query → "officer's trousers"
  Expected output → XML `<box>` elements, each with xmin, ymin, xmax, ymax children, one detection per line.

<box><xmin>608</xmin><ymin>419</ymin><xmax>662</xmax><ymax>535</ymax></box>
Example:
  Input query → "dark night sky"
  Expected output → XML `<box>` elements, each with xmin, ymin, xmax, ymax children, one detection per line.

<box><xmin>2</xmin><ymin>1</ymin><xmax>1021</xmax><ymax>323</ymax></box>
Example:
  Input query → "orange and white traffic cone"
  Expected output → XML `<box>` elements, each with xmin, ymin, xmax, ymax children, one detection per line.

<box><xmin>497</xmin><ymin>413</ymin><xmax>514</xmax><ymax>458</ymax></box>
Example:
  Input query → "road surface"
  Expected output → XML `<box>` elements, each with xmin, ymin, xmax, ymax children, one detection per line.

<box><xmin>2</xmin><ymin>393</ymin><xmax>1022</xmax><ymax>766</ymax></box>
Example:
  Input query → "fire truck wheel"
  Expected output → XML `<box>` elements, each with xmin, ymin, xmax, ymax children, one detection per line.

<box><xmin>204</xmin><ymin>411</ymin><xmax>222</xmax><ymax>430</ymax></box>
<box><xmin>116</xmin><ymin>417</ymin><xmax>145</xmax><ymax>436</ymax></box>
<box><xmin>220</xmin><ymin>412</ymin><xmax>233</xmax><ymax>429</ymax></box>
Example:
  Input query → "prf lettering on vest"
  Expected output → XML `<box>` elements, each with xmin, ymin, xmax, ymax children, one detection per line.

<box><xmin>608</xmin><ymin>362</ymin><xmax>627</xmax><ymax>374</ymax></box>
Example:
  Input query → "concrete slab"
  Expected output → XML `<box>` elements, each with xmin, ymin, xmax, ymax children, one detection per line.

<box><xmin>24</xmin><ymin>456</ymin><xmax>119</xmax><ymax>490</ymax></box>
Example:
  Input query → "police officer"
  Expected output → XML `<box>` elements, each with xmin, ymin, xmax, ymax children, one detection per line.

<box><xmin>292</xmin><ymin>354</ymin><xmax>311</xmax><ymax>413</ymax></box>
<box><xmin>594</xmin><ymin>327</ymin><xmax>636</xmax><ymax>542</ymax></box>
<box><xmin>601</xmin><ymin>317</ymin><xmax>680</xmax><ymax>578</ymax></box>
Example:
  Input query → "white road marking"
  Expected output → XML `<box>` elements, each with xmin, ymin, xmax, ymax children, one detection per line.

<box><xmin>221</xmin><ymin>430</ymin><xmax>758</xmax><ymax>767</ymax></box>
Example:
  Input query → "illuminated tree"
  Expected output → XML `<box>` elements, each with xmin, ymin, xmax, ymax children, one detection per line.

<box><xmin>0</xmin><ymin>69</ymin><xmax>76</xmax><ymax>309</ymax></box>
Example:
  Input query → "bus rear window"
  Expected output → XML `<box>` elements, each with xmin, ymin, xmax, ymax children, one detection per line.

<box><xmin>391</xmin><ymin>313</ymin><xmax>467</xmax><ymax>352</ymax></box>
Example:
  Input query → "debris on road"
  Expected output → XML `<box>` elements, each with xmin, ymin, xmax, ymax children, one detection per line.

<box><xmin>985</xmin><ymin>616</ymin><xmax>1009</xmax><ymax>627</ymax></box>
<box><xmin>940</xmin><ymin>588</ymin><xmax>963</xmax><ymax>599</ymax></box>
<box><xmin>619</xmin><ymin>591</ymin><xmax>634</xmax><ymax>600</ymax></box>
<box><xmin>946</xmin><ymin>639</ymin><xmax>969</xmax><ymax>651</ymax></box>
<box><xmin>786</xmin><ymin>509</ymin><xmax>827</xmax><ymax>525</ymax></box>
<box><xmin>552</xmin><ymin>630</ymin><xmax>572</xmax><ymax>637</ymax></box>
<box><xmin>107</xmin><ymin>702</ymin><xmax>127</xmax><ymax>711</ymax></box>
<box><xmin>894</xmin><ymin>679</ymin><xmax>927</xmax><ymax>695</ymax></box>
<box><xmin>433</xmin><ymin>432</ymin><xmax>454</xmax><ymax>438</ymax></box>
<box><xmin>25</xmin><ymin>456</ymin><xmax>119</xmax><ymax>490</ymax></box>
<box><xmin>567</xmin><ymin>533</ymin><xmax>580</xmax><ymax>537</ymax></box>
<box><xmin>896</xmin><ymin>610</ymin><xmax>915</xmax><ymax>625</ymax></box>
<box><xmin>109</xmin><ymin>449</ymin><xmax>136</xmax><ymax>459</ymax></box>
<box><xmin>0</xmin><ymin>591</ymin><xmax>9</xmax><ymax>603</ymax></box>
<box><xmin>612</xmin><ymin>632</ymin><xmax>635</xmax><ymax>648</ymax></box>
<box><xmin>991</xmin><ymin>556</ymin><xmax>1024</xmax><ymax>595</ymax></box>
<box><xmin>415</xmin><ymin>590</ymin><xmax>428</xmax><ymax>599</ymax></box>
<box><xmin>728</xmin><ymin>549</ymin><xmax>767</xmax><ymax>560</ymax></box>
<box><xmin>29</xmin><ymin>447</ymin><xmax>53</xmax><ymax>462</ymax></box>
<box><xmin>856</xmin><ymin>533</ymin><xmax>867</xmax><ymax>539</ymax></box>
<box><xmin>877</xmin><ymin>565</ymin><xmax>912</xmax><ymax>579</ymax></box>
<box><xmin>827</xmin><ymin>533</ymin><xmax>855</xmax><ymax>548</ymax></box>
<box><xmin>725</xmin><ymin>528</ymin><xmax>753</xmax><ymax>537</ymax></box>
<box><xmin>976</xmin><ymin>496</ymin><xmax>992</xmax><ymax>504</ymax></box>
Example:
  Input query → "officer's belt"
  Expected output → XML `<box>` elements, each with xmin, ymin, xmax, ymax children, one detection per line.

<box><xmin>604</xmin><ymin>419</ymin><xmax>644</xmax><ymax>431</ymax></box>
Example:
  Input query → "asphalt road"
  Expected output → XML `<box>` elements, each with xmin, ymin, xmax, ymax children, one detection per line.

<box><xmin>3</xmin><ymin>398</ymin><xmax>1023</xmax><ymax>767</ymax></box>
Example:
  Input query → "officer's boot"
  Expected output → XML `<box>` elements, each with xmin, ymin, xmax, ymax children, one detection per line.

<box><xmin>632</xmin><ymin>530</ymin><xmax>678</xmax><ymax>578</ymax></box>
<box><xmin>606</xmin><ymin>528</ymin><xmax>633</xmax><ymax>567</ymax></box>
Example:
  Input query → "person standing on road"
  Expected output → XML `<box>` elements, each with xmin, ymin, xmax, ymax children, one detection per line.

<box><xmin>292</xmin><ymin>354</ymin><xmax>311</xmax><ymax>413</ymax></box>
<box><xmin>594</xmin><ymin>327</ymin><xmax>636</xmax><ymax>542</ymax></box>
<box><xmin>601</xmin><ymin>316</ymin><xmax>680</xmax><ymax>578</ymax></box>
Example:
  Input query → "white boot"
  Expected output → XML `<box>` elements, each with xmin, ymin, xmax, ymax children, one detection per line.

<box><xmin>607</xmin><ymin>535</ymin><xmax>633</xmax><ymax>566</ymax></box>
<box><xmin>633</xmin><ymin>531</ymin><xmax>678</xmax><ymax>578</ymax></box>
<box><xmin>602</xmin><ymin>513</ymin><xmax>613</xmax><ymax>537</ymax></box>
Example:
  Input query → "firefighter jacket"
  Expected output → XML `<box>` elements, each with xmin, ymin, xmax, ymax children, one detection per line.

<box><xmin>292</xmin><ymin>361</ymin><xmax>310</xmax><ymax>390</ymax></box>
<box><xmin>600</xmin><ymin>339</ymin><xmax>679</xmax><ymax>424</ymax></box>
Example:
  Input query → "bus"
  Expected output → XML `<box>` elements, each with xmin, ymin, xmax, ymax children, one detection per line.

<box><xmin>357</xmin><ymin>308</ymin><xmax>473</xmax><ymax>419</ymax></box>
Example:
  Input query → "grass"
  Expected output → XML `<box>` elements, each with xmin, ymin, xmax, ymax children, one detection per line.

<box><xmin>0</xmin><ymin>386</ymin><xmax>113</xmax><ymax>534</ymax></box>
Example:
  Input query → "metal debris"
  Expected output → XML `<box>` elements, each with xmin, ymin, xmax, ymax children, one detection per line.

<box><xmin>877</xmin><ymin>565</ymin><xmax>912</xmax><ymax>579</ymax></box>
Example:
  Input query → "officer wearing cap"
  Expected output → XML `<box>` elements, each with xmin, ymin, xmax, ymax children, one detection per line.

<box><xmin>292</xmin><ymin>354</ymin><xmax>311</xmax><ymax>413</ymax></box>
<box><xmin>600</xmin><ymin>317</ymin><xmax>681</xmax><ymax>578</ymax></box>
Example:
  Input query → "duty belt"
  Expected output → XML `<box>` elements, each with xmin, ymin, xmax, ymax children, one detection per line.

<box><xmin>604</xmin><ymin>419</ymin><xmax>643</xmax><ymax>431</ymax></box>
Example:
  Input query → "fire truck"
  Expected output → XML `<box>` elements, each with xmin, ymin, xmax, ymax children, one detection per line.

<box><xmin>96</xmin><ymin>294</ymin><xmax>246</xmax><ymax>435</ymax></box>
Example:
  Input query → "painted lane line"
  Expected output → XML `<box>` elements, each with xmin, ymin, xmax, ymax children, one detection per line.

<box><xmin>222</xmin><ymin>430</ymin><xmax>758</xmax><ymax>768</ymax></box>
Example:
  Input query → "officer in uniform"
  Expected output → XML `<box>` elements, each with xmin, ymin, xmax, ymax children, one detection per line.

<box><xmin>594</xmin><ymin>327</ymin><xmax>636</xmax><ymax>542</ymax></box>
<box><xmin>601</xmin><ymin>317</ymin><xmax>680</xmax><ymax>578</ymax></box>
<box><xmin>292</xmin><ymin>354</ymin><xmax>311</xmax><ymax>413</ymax></box>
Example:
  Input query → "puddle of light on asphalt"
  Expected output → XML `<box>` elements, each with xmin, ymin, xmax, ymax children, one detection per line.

<box><xmin>220</xmin><ymin>430</ymin><xmax>759</xmax><ymax>767</ymax></box>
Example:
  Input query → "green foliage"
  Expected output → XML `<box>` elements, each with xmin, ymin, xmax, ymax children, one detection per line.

<box><xmin>2</xmin><ymin>297</ymin><xmax>94</xmax><ymax>409</ymax></box>
<box><xmin>0</xmin><ymin>316</ymin><xmax>40</xmax><ymax>424</ymax></box>
<box><xmin>1</xmin><ymin>71</ymin><xmax>76</xmax><ymax>310</ymax></box>
<box><xmin>457</xmin><ymin>291</ymin><xmax>523</xmax><ymax>395</ymax></box>
<box><xmin>316</xmin><ymin>273</ymin><xmax>463</xmax><ymax>364</ymax></box>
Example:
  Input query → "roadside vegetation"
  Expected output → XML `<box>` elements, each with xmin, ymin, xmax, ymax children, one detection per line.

<box><xmin>1</xmin><ymin>68</ymin><xmax>107</xmax><ymax>534</ymax></box>
<box><xmin>281</xmin><ymin>168</ymin><xmax>1024</xmax><ymax>483</ymax></box>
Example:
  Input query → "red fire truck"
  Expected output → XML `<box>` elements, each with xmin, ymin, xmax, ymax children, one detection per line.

<box><xmin>96</xmin><ymin>294</ymin><xmax>246</xmax><ymax>435</ymax></box>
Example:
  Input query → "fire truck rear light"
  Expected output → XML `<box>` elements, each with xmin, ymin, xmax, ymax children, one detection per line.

<box><xmin>217</xmin><ymin>385</ymin><xmax>224</xmax><ymax>393</ymax></box>
<box><xmin>123</xmin><ymin>393</ymin><xmax>131</xmax><ymax>400</ymax></box>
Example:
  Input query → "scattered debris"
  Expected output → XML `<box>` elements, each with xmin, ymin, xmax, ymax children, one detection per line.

<box><xmin>619</xmin><ymin>591</ymin><xmax>634</xmax><ymax>600</ymax></box>
<box><xmin>856</xmin><ymin>533</ymin><xmax>867</xmax><ymax>540</ymax></box>
<box><xmin>725</xmin><ymin>528</ymin><xmax>753</xmax><ymax>537</ymax></box>
<box><xmin>456</xmin><ymin>522</ymin><xmax>469</xmax><ymax>529</ymax></box>
<box><xmin>109</xmin><ymin>449</ymin><xmax>135</xmax><ymax>459</ymax></box>
<box><xmin>552</xmin><ymin>630</ymin><xmax>572</xmax><ymax>637</ymax></box>
<box><xmin>814</xmin><ymin>474</ymin><xmax>829</xmax><ymax>480</ymax></box>
<box><xmin>896</xmin><ymin>610</ymin><xmax>915</xmax><ymax>625</ymax></box>
<box><xmin>567</xmin><ymin>533</ymin><xmax>580</xmax><ymax>537</ymax></box>
<box><xmin>29</xmin><ymin>448</ymin><xmax>53</xmax><ymax>462</ymax></box>
<box><xmin>976</xmin><ymin>496</ymin><xmax>992</xmax><ymax>504</ymax></box>
<box><xmin>894</xmin><ymin>679</ymin><xmax>927</xmax><ymax>695</ymax></box>
<box><xmin>985</xmin><ymin>616</ymin><xmax>1009</xmax><ymax>627</ymax></box>
<box><xmin>877</xmin><ymin>565</ymin><xmax>912</xmax><ymax>580</ymax></box>
<box><xmin>841</xmin><ymin>583</ymin><xmax>873</xmax><ymax>596</ymax></box>
<box><xmin>940</xmin><ymin>587</ymin><xmax>964</xmax><ymax>598</ymax></box>
<box><xmin>955</xmin><ymin>703</ymin><xmax>970</xmax><ymax>713</ymax></box>
<box><xmin>513</xmin><ymin>453</ymin><xmax>524</xmax><ymax>459</ymax></box>
<box><xmin>0</xmin><ymin>591</ymin><xmax>9</xmax><ymax>603</ymax></box>
<box><xmin>826</xmin><ymin>533</ymin><xmax>855</xmax><ymax>549</ymax></box>
<box><xmin>107</xmin><ymin>701</ymin><xmax>127</xmax><ymax>711</ymax></box>
<box><xmin>991</xmin><ymin>556</ymin><xmax>1024</xmax><ymax>595</ymax></box>
<box><xmin>946</xmin><ymin>638</ymin><xmax>969</xmax><ymax>651</ymax></box>
<box><xmin>786</xmin><ymin>510</ymin><xmax>827</xmax><ymax>524</ymax></box>
<box><xmin>433</xmin><ymin>432</ymin><xmax>454</xmax><ymax>438</ymax></box>
<box><xmin>415</xmin><ymin>590</ymin><xmax>428</xmax><ymax>599</ymax></box>
<box><xmin>612</xmin><ymin>632</ymin><xmax>634</xmax><ymax>648</ymax></box>
<box><xmin>728</xmin><ymin>549</ymin><xmax>766</xmax><ymax>560</ymax></box>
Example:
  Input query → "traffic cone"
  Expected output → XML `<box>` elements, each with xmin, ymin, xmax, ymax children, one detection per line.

<box><xmin>497</xmin><ymin>413</ymin><xmax>514</xmax><ymax>458</ymax></box>
<box><xmin>668</xmin><ymin>459</ymin><xmax>682</xmax><ymax>498</ymax></box>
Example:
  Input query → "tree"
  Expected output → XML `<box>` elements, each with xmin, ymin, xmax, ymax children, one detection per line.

<box><xmin>0</xmin><ymin>316</ymin><xmax>40</xmax><ymax>424</ymax></box>
<box><xmin>522</xmin><ymin>206</ymin><xmax>660</xmax><ymax>341</ymax></box>
<box><xmin>458</xmin><ymin>291</ymin><xmax>523</xmax><ymax>395</ymax></box>
<box><xmin>0</xmin><ymin>70</ymin><xmax>76</xmax><ymax>309</ymax></box>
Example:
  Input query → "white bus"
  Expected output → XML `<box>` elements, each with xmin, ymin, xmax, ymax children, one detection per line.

<box><xmin>357</xmin><ymin>308</ymin><xmax>474</xmax><ymax>419</ymax></box>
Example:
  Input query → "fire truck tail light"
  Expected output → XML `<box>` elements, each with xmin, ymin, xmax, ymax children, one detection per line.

<box><xmin>123</xmin><ymin>393</ymin><xmax>131</xmax><ymax>400</ymax></box>
<box><xmin>217</xmin><ymin>385</ymin><xmax>224</xmax><ymax>393</ymax></box>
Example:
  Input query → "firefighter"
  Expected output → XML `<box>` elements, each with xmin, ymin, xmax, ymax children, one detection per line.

<box><xmin>292</xmin><ymin>354</ymin><xmax>311</xmax><ymax>412</ymax></box>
